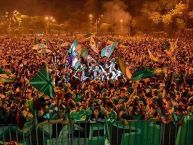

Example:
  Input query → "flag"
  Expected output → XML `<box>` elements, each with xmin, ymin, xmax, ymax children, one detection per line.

<box><xmin>86</xmin><ymin>55</ymin><xmax>97</xmax><ymax>64</ymax></box>
<box><xmin>37</xmin><ymin>48</ymin><xmax>52</xmax><ymax>54</ymax></box>
<box><xmin>90</xmin><ymin>36</ymin><xmax>98</xmax><ymax>53</ymax></box>
<box><xmin>80</xmin><ymin>48</ymin><xmax>88</xmax><ymax>57</ymax></box>
<box><xmin>68</xmin><ymin>40</ymin><xmax>78</xmax><ymax>55</ymax></box>
<box><xmin>101</xmin><ymin>42</ymin><xmax>118</xmax><ymax>57</ymax></box>
<box><xmin>30</xmin><ymin>65</ymin><xmax>55</xmax><ymax>98</ymax></box>
<box><xmin>69</xmin><ymin>54</ymin><xmax>81</xmax><ymax>70</ymax></box>
<box><xmin>70</xmin><ymin>42</ymin><xmax>88</xmax><ymax>58</ymax></box>
<box><xmin>32</xmin><ymin>44</ymin><xmax>51</xmax><ymax>53</ymax></box>
<box><xmin>37</xmin><ymin>44</ymin><xmax>51</xmax><ymax>54</ymax></box>
<box><xmin>116</xmin><ymin>57</ymin><xmax>132</xmax><ymax>79</ymax></box>
<box><xmin>69</xmin><ymin>40</ymin><xmax>88</xmax><ymax>57</ymax></box>
<box><xmin>164</xmin><ymin>38</ymin><xmax>178</xmax><ymax>56</ymax></box>
<box><xmin>170</xmin><ymin>38</ymin><xmax>178</xmax><ymax>52</ymax></box>
<box><xmin>132</xmin><ymin>68</ymin><xmax>163</xmax><ymax>81</ymax></box>
<box><xmin>71</xmin><ymin>42</ymin><xmax>88</xmax><ymax>58</ymax></box>
<box><xmin>148</xmin><ymin>49</ymin><xmax>159</xmax><ymax>62</ymax></box>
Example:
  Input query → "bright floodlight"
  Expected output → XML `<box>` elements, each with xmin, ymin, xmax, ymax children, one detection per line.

<box><xmin>45</xmin><ymin>16</ymin><xmax>49</xmax><ymax>20</ymax></box>
<box><xmin>89</xmin><ymin>14</ymin><xmax>93</xmax><ymax>19</ymax></box>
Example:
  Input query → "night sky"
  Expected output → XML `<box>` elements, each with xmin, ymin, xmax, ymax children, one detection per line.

<box><xmin>0</xmin><ymin>0</ymin><xmax>146</xmax><ymax>19</ymax></box>
<box><xmin>0</xmin><ymin>0</ymin><xmax>192</xmax><ymax>22</ymax></box>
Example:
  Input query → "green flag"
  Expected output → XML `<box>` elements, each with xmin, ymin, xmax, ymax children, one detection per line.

<box><xmin>30</xmin><ymin>65</ymin><xmax>55</xmax><ymax>98</ymax></box>
<box><xmin>132</xmin><ymin>68</ymin><xmax>163</xmax><ymax>81</ymax></box>
<box><xmin>68</xmin><ymin>40</ymin><xmax>78</xmax><ymax>55</ymax></box>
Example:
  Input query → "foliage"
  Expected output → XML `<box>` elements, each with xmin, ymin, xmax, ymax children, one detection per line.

<box><xmin>140</xmin><ymin>0</ymin><xmax>188</xmax><ymax>34</ymax></box>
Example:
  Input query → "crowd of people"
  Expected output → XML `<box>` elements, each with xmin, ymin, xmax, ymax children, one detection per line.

<box><xmin>0</xmin><ymin>32</ymin><xmax>192</xmax><ymax>129</ymax></box>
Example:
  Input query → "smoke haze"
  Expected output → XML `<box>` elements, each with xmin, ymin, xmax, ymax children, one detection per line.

<box><xmin>103</xmin><ymin>0</ymin><xmax>132</xmax><ymax>34</ymax></box>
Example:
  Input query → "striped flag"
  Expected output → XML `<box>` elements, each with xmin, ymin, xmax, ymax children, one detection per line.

<box><xmin>101</xmin><ymin>42</ymin><xmax>118</xmax><ymax>57</ymax></box>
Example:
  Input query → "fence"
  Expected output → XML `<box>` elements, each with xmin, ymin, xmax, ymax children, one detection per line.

<box><xmin>0</xmin><ymin>118</ymin><xmax>193</xmax><ymax>145</ymax></box>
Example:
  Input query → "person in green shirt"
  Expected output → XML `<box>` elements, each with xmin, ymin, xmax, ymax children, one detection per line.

<box><xmin>104</xmin><ymin>101</ymin><xmax>117</xmax><ymax>122</ymax></box>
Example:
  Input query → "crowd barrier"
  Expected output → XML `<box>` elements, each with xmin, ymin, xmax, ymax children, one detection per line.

<box><xmin>0</xmin><ymin>117</ymin><xmax>193</xmax><ymax>145</ymax></box>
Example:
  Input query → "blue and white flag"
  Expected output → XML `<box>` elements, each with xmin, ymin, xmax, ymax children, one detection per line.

<box><xmin>69</xmin><ymin>54</ymin><xmax>81</xmax><ymax>70</ymax></box>
<box><xmin>68</xmin><ymin>40</ymin><xmax>78</xmax><ymax>55</ymax></box>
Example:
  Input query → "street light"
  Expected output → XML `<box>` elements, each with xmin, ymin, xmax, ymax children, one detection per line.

<box><xmin>120</xmin><ymin>19</ymin><xmax>123</xmax><ymax>35</ymax></box>
<box><xmin>44</xmin><ymin>16</ymin><xmax>56</xmax><ymax>34</ymax></box>
<box><xmin>45</xmin><ymin>16</ymin><xmax>49</xmax><ymax>20</ymax></box>
<box><xmin>89</xmin><ymin>14</ymin><xmax>94</xmax><ymax>32</ymax></box>
<box><xmin>45</xmin><ymin>16</ymin><xmax>55</xmax><ymax>21</ymax></box>
<box><xmin>95</xmin><ymin>14</ymin><xmax>104</xmax><ymax>34</ymax></box>
<box><xmin>89</xmin><ymin>14</ymin><xmax>94</xmax><ymax>19</ymax></box>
